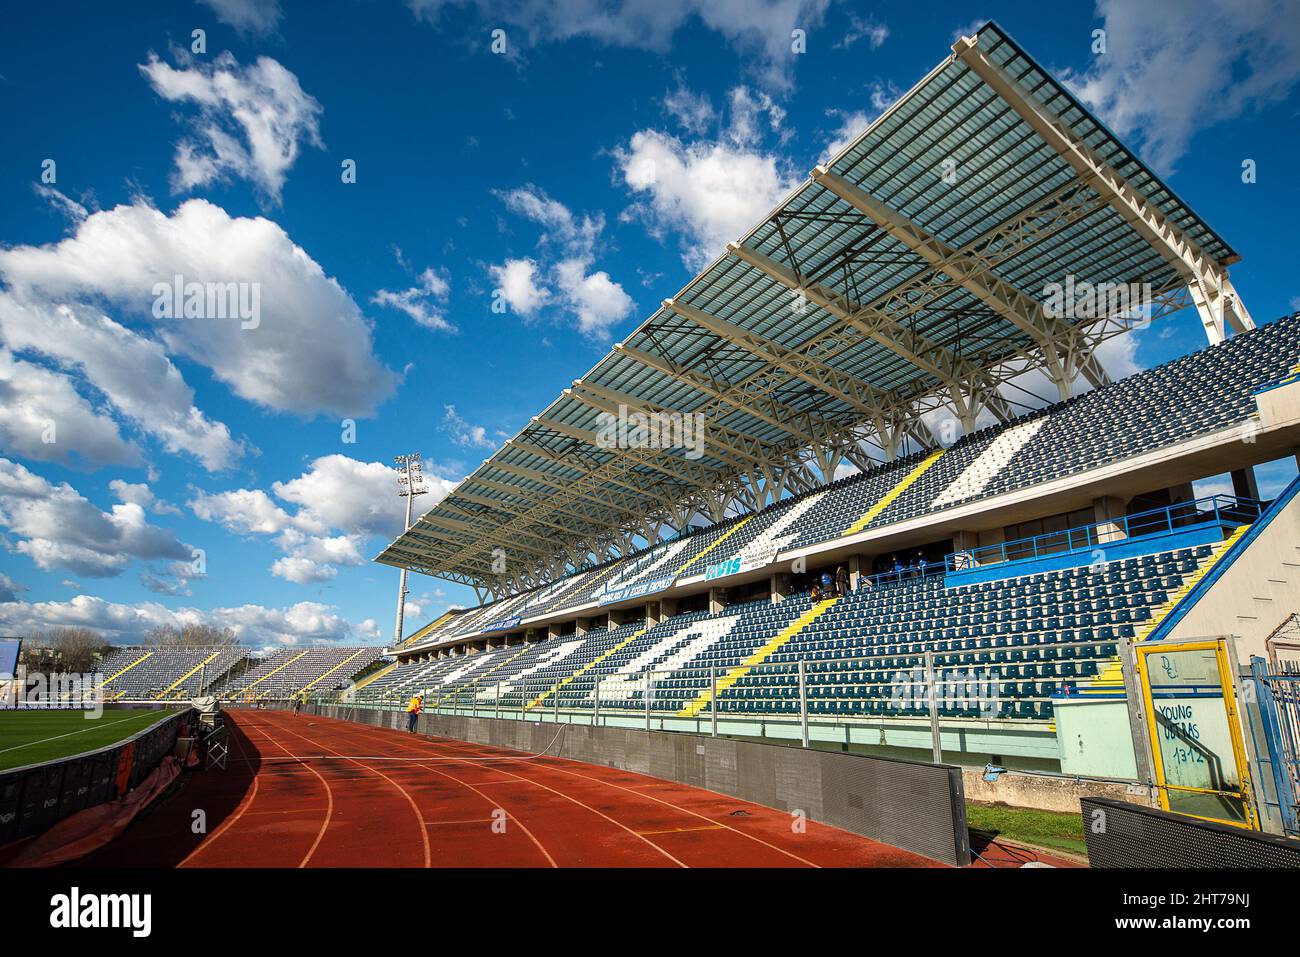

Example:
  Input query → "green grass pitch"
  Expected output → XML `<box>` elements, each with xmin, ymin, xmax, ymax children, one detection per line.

<box><xmin>0</xmin><ymin>707</ymin><xmax>180</xmax><ymax>771</ymax></box>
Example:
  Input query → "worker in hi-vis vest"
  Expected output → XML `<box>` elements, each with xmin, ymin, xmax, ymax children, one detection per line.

<box><xmin>406</xmin><ymin>694</ymin><xmax>423</xmax><ymax>733</ymax></box>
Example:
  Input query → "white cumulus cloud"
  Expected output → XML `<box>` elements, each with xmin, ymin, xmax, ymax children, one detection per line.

<box><xmin>372</xmin><ymin>267</ymin><xmax>455</xmax><ymax>332</ymax></box>
<box><xmin>0</xmin><ymin>350</ymin><xmax>141</xmax><ymax>469</ymax></box>
<box><xmin>407</xmin><ymin>0</ymin><xmax>831</xmax><ymax>90</ymax></box>
<box><xmin>197</xmin><ymin>0</ymin><xmax>284</xmax><ymax>37</ymax></box>
<box><xmin>616</xmin><ymin>127</ymin><xmax>798</xmax><ymax>270</ymax></box>
<box><xmin>0</xmin><ymin>593</ymin><xmax>377</xmax><ymax>646</ymax></box>
<box><xmin>189</xmin><ymin>455</ymin><xmax>458</xmax><ymax>584</ymax></box>
<box><xmin>489</xmin><ymin>185</ymin><xmax>634</xmax><ymax>336</ymax></box>
<box><xmin>0</xmin><ymin>199</ymin><xmax>399</xmax><ymax>447</ymax></box>
<box><xmin>1062</xmin><ymin>0</ymin><xmax>1300</xmax><ymax>175</ymax></box>
<box><xmin>140</xmin><ymin>50</ymin><xmax>323</xmax><ymax>202</ymax></box>
<box><xmin>0</xmin><ymin>458</ymin><xmax>192</xmax><ymax>578</ymax></box>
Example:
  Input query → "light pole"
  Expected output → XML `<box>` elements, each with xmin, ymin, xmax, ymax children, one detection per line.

<box><xmin>393</xmin><ymin>453</ymin><xmax>428</xmax><ymax>646</ymax></box>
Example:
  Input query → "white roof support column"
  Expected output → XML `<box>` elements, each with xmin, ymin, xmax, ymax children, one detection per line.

<box><xmin>952</xmin><ymin>33</ymin><xmax>1253</xmax><ymax>346</ymax></box>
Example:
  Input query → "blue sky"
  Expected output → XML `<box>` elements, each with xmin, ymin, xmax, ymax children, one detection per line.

<box><xmin>1</xmin><ymin>0</ymin><xmax>1298</xmax><ymax>649</ymax></box>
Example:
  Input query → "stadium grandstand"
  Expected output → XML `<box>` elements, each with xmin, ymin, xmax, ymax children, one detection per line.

<box><xmin>5</xmin><ymin>20</ymin><xmax>1298</xmax><ymax>884</ymax></box>
<box><xmin>213</xmin><ymin>646</ymin><xmax>386</xmax><ymax>701</ymax></box>
<box><xmin>368</xmin><ymin>22</ymin><xmax>1300</xmax><ymax>837</ymax></box>
<box><xmin>86</xmin><ymin>645</ymin><xmax>388</xmax><ymax>703</ymax></box>
<box><xmin>95</xmin><ymin>646</ymin><xmax>250</xmax><ymax>701</ymax></box>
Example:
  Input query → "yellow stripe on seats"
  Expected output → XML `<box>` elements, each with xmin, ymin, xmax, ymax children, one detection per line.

<box><xmin>678</xmin><ymin>597</ymin><xmax>839</xmax><ymax>718</ymax></box>
<box><xmin>1076</xmin><ymin>524</ymin><xmax>1253</xmax><ymax>695</ymax></box>
<box><xmin>351</xmin><ymin>660</ymin><xmax>396</xmax><ymax>692</ymax></box>
<box><xmin>527</xmin><ymin>626</ymin><xmax>650</xmax><ymax>710</ymax></box>
<box><xmin>403</xmin><ymin>610</ymin><xmax>459</xmax><ymax>647</ymax></box>
<box><xmin>542</xmin><ymin>554</ymin><xmax>628</xmax><ymax>611</ymax></box>
<box><xmin>432</xmin><ymin>644</ymin><xmax>533</xmax><ymax>705</ymax></box>
<box><xmin>240</xmin><ymin>650</ymin><xmax>307</xmax><ymax>700</ymax></box>
<box><xmin>103</xmin><ymin>650</ymin><xmax>152</xmax><ymax>687</ymax></box>
<box><xmin>1132</xmin><ymin>524</ymin><xmax>1251</xmax><ymax>642</ymax></box>
<box><xmin>675</xmin><ymin>515</ymin><xmax>754</xmax><ymax>578</ymax></box>
<box><xmin>841</xmin><ymin>450</ymin><xmax>945</xmax><ymax>537</ymax></box>
<box><xmin>157</xmin><ymin>650</ymin><xmax>222</xmax><ymax>699</ymax></box>
<box><xmin>297</xmin><ymin>649</ymin><xmax>367</xmax><ymax>695</ymax></box>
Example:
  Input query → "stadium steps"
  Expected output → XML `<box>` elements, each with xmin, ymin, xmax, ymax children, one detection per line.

<box><xmin>296</xmin><ymin>648</ymin><xmax>368</xmax><ymax>696</ymax></box>
<box><xmin>103</xmin><ymin>651</ymin><xmax>152</xmax><ymax>687</ymax></box>
<box><xmin>841</xmin><ymin>450</ymin><xmax>945</xmax><ymax>536</ymax></box>
<box><xmin>535</xmin><ymin>554</ymin><xmax>627</xmax><ymax>615</ymax></box>
<box><xmin>350</xmin><ymin>660</ymin><xmax>396</xmax><ymax>693</ymax></box>
<box><xmin>1074</xmin><ymin>524</ymin><xmax>1254</xmax><ymax>699</ymax></box>
<box><xmin>678</xmin><ymin>597</ymin><xmax>840</xmax><ymax>718</ymax></box>
<box><xmin>432</xmin><ymin>645</ymin><xmax>532</xmax><ymax>705</ymax></box>
<box><xmin>1133</xmin><ymin>524</ymin><xmax>1252</xmax><ymax>642</ymax></box>
<box><xmin>238</xmin><ymin>650</ymin><xmax>308</xmax><ymax>699</ymax></box>
<box><xmin>402</xmin><ymin>610</ymin><xmax>458</xmax><ymax>647</ymax></box>
<box><xmin>674</xmin><ymin>515</ymin><xmax>754</xmax><ymax>577</ymax></box>
<box><xmin>1074</xmin><ymin>656</ymin><xmax>1127</xmax><ymax>696</ymax></box>
<box><xmin>527</xmin><ymin>625</ymin><xmax>651</xmax><ymax>710</ymax></box>
<box><xmin>155</xmin><ymin>650</ymin><xmax>223</xmax><ymax>700</ymax></box>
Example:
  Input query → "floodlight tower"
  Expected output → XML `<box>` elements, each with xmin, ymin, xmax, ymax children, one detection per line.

<box><xmin>393</xmin><ymin>453</ymin><xmax>428</xmax><ymax>646</ymax></box>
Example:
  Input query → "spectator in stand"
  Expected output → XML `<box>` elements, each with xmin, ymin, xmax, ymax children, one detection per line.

<box><xmin>811</xmin><ymin>581</ymin><xmax>823</xmax><ymax>601</ymax></box>
<box><xmin>820</xmin><ymin>571</ymin><xmax>834</xmax><ymax>596</ymax></box>
<box><xmin>916</xmin><ymin>552</ymin><xmax>928</xmax><ymax>577</ymax></box>
<box><xmin>891</xmin><ymin>554</ymin><xmax>903</xmax><ymax>582</ymax></box>
<box><xmin>835</xmin><ymin>565</ymin><xmax>849</xmax><ymax>597</ymax></box>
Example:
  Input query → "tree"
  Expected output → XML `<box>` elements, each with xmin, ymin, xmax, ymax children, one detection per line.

<box><xmin>143</xmin><ymin>623</ymin><xmax>239</xmax><ymax>647</ymax></box>
<box><xmin>33</xmin><ymin>627</ymin><xmax>110</xmax><ymax>674</ymax></box>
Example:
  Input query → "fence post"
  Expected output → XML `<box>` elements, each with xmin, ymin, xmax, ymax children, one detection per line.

<box><xmin>594</xmin><ymin>673</ymin><xmax>601</xmax><ymax>728</ymax></box>
<box><xmin>645</xmin><ymin>670</ymin><xmax>652</xmax><ymax>732</ymax></box>
<box><xmin>925</xmin><ymin>650</ymin><xmax>942</xmax><ymax>764</ymax></box>
<box><xmin>710</xmin><ymin>666</ymin><xmax>717</xmax><ymax>738</ymax></box>
<box><xmin>798</xmin><ymin>658</ymin><xmax>809</xmax><ymax>748</ymax></box>
<box><xmin>554</xmin><ymin>685</ymin><xmax>560</xmax><ymax>724</ymax></box>
<box><xmin>495</xmin><ymin>681</ymin><xmax>500</xmax><ymax>720</ymax></box>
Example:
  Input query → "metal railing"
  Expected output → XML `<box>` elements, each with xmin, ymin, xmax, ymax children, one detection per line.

<box><xmin>0</xmin><ymin>708</ymin><xmax>192</xmax><ymax>845</ymax></box>
<box><xmin>945</xmin><ymin>493</ymin><xmax>1263</xmax><ymax>572</ymax></box>
<box><xmin>327</xmin><ymin>635</ymin><xmax>1125</xmax><ymax>763</ymax></box>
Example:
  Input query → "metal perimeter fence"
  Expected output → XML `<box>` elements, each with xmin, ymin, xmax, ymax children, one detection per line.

<box><xmin>330</xmin><ymin>641</ymin><xmax>1102</xmax><ymax>764</ymax></box>
<box><xmin>0</xmin><ymin>708</ymin><xmax>193</xmax><ymax>846</ymax></box>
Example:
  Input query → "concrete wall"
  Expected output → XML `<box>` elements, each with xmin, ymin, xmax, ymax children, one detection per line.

<box><xmin>1167</xmin><ymin>477</ymin><xmax>1300</xmax><ymax>662</ymax></box>
<box><xmin>963</xmin><ymin>768</ymin><xmax>1153</xmax><ymax>815</ymax></box>
<box><xmin>311</xmin><ymin>703</ymin><xmax>971</xmax><ymax>866</ymax></box>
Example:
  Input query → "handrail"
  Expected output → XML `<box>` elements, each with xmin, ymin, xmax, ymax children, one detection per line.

<box><xmin>944</xmin><ymin>493</ymin><xmax>1263</xmax><ymax>572</ymax></box>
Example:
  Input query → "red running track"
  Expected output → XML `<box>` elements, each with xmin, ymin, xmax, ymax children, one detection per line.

<box><xmin>81</xmin><ymin>710</ymin><xmax>957</xmax><ymax>868</ymax></box>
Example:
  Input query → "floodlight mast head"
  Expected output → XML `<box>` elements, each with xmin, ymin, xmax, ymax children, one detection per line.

<box><xmin>395</xmin><ymin>452</ymin><xmax>428</xmax><ymax>497</ymax></box>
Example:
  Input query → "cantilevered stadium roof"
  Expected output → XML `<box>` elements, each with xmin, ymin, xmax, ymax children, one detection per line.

<box><xmin>376</xmin><ymin>21</ymin><xmax>1254</xmax><ymax>596</ymax></box>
